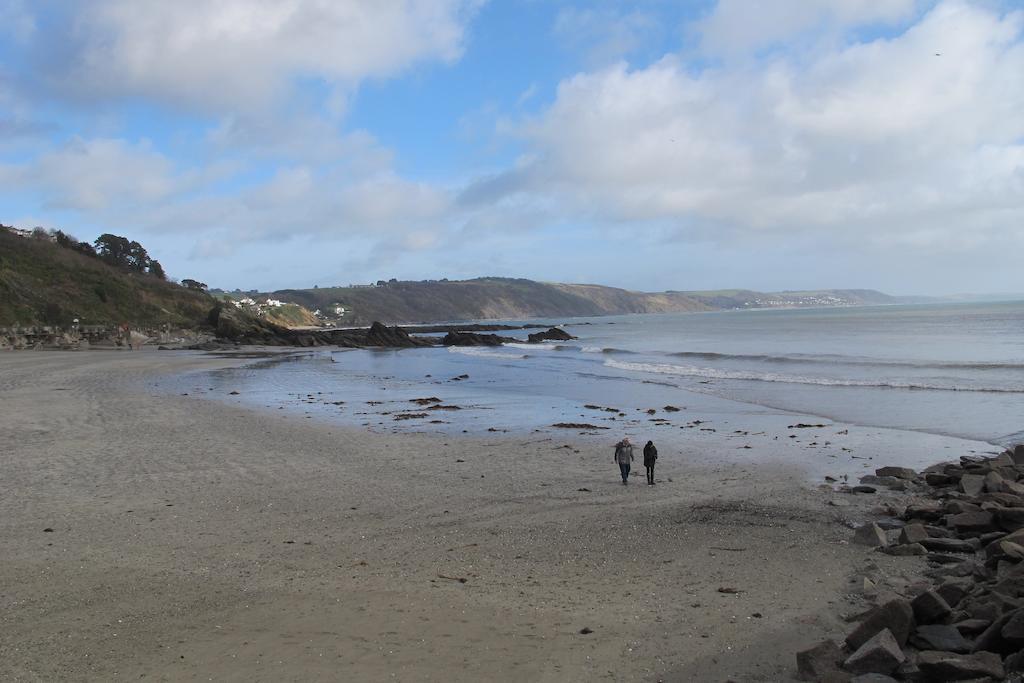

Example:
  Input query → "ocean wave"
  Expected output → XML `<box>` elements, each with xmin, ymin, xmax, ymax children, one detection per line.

<box><xmin>448</xmin><ymin>347</ymin><xmax>527</xmax><ymax>360</ymax></box>
<box><xmin>667</xmin><ymin>350</ymin><xmax>1024</xmax><ymax>371</ymax></box>
<box><xmin>604</xmin><ymin>359</ymin><xmax>1024</xmax><ymax>393</ymax></box>
<box><xmin>504</xmin><ymin>342</ymin><xmax>557</xmax><ymax>351</ymax></box>
<box><xmin>581</xmin><ymin>346</ymin><xmax>634</xmax><ymax>354</ymax></box>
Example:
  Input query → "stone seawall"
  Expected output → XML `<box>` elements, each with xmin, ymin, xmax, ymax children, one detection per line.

<box><xmin>0</xmin><ymin>325</ymin><xmax>210</xmax><ymax>350</ymax></box>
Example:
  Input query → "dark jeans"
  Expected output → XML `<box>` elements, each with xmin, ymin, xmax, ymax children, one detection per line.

<box><xmin>646</xmin><ymin>465</ymin><xmax>655</xmax><ymax>484</ymax></box>
<box><xmin>619</xmin><ymin>462</ymin><xmax>630</xmax><ymax>482</ymax></box>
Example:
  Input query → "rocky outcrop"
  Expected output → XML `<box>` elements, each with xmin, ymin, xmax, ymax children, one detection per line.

<box><xmin>207</xmin><ymin>306</ymin><xmax>433</xmax><ymax>348</ymax></box>
<box><xmin>441</xmin><ymin>331</ymin><xmax>517</xmax><ymax>346</ymax></box>
<box><xmin>363</xmin><ymin>321</ymin><xmax>428</xmax><ymax>348</ymax></box>
<box><xmin>526</xmin><ymin>327</ymin><xmax>576</xmax><ymax>343</ymax></box>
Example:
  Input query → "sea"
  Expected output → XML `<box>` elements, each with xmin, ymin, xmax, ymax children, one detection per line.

<box><xmin>171</xmin><ymin>301</ymin><xmax>1024</xmax><ymax>472</ymax></box>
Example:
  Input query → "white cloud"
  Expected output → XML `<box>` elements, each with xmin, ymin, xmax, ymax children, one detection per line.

<box><xmin>473</xmin><ymin>1</ymin><xmax>1024</xmax><ymax>255</ymax></box>
<box><xmin>0</xmin><ymin>137</ymin><xmax>180</xmax><ymax>210</ymax></box>
<box><xmin>554</xmin><ymin>7</ymin><xmax>659</xmax><ymax>65</ymax></box>
<box><xmin>48</xmin><ymin>0</ymin><xmax>480</xmax><ymax>111</ymax></box>
<box><xmin>696</xmin><ymin>0</ymin><xmax>918</xmax><ymax>56</ymax></box>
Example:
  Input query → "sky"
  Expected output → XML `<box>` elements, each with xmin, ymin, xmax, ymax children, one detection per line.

<box><xmin>0</xmin><ymin>0</ymin><xmax>1022</xmax><ymax>295</ymax></box>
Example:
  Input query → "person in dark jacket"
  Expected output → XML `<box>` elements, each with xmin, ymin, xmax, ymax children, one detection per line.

<box><xmin>613</xmin><ymin>438</ymin><xmax>634</xmax><ymax>484</ymax></box>
<box><xmin>643</xmin><ymin>440</ymin><xmax>658</xmax><ymax>485</ymax></box>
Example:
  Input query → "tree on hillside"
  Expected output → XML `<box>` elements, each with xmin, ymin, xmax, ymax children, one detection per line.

<box><xmin>181</xmin><ymin>278</ymin><xmax>208</xmax><ymax>291</ymax></box>
<box><xmin>54</xmin><ymin>229</ymin><xmax>98</xmax><ymax>257</ymax></box>
<box><xmin>94</xmin><ymin>234</ymin><xmax>132</xmax><ymax>267</ymax></box>
<box><xmin>94</xmin><ymin>233</ymin><xmax>163</xmax><ymax>274</ymax></box>
<box><xmin>148</xmin><ymin>260</ymin><xmax>167</xmax><ymax>280</ymax></box>
<box><xmin>126</xmin><ymin>240</ymin><xmax>150</xmax><ymax>272</ymax></box>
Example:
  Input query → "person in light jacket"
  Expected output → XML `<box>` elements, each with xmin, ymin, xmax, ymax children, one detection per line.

<box><xmin>614</xmin><ymin>438</ymin><xmax>634</xmax><ymax>484</ymax></box>
<box><xmin>643</xmin><ymin>440</ymin><xmax>658</xmax><ymax>485</ymax></box>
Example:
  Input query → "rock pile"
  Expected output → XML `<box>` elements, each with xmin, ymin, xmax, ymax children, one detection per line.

<box><xmin>799</xmin><ymin>444</ymin><xmax>1024</xmax><ymax>681</ymax></box>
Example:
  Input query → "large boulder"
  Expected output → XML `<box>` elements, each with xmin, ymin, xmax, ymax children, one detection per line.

<box><xmin>899</xmin><ymin>524</ymin><xmax>929</xmax><ymax>545</ymax></box>
<box><xmin>985</xmin><ymin>470</ymin><xmax>1007</xmax><ymax>493</ymax></box>
<box><xmin>846</xmin><ymin>599</ymin><xmax>915</xmax><ymax>650</ymax></box>
<box><xmin>912</xmin><ymin>590</ymin><xmax>952</xmax><ymax>624</ymax></box>
<box><xmin>916</xmin><ymin>650</ymin><xmax>1004</xmax><ymax>680</ymax></box>
<box><xmin>876</xmin><ymin>466</ymin><xmax>917</xmax><ymax>480</ymax></box>
<box><xmin>995</xmin><ymin>507</ymin><xmax>1024</xmax><ymax>531</ymax></box>
<box><xmin>919</xmin><ymin>537</ymin><xmax>974</xmax><ymax>554</ymax></box>
<box><xmin>959</xmin><ymin>473</ymin><xmax>986</xmax><ymax>497</ymax></box>
<box><xmin>843</xmin><ymin>629</ymin><xmax>904</xmax><ymax>675</ymax></box>
<box><xmin>1001</xmin><ymin>608</ymin><xmax>1024</xmax><ymax>645</ymax></box>
<box><xmin>795</xmin><ymin>640</ymin><xmax>848</xmax><ymax>682</ymax></box>
<box><xmin>854</xmin><ymin>523</ymin><xmax>888</xmax><ymax>548</ymax></box>
<box><xmin>909</xmin><ymin>624</ymin><xmax>971</xmax><ymax>653</ymax></box>
<box><xmin>948</xmin><ymin>511</ymin><xmax>995</xmax><ymax>534</ymax></box>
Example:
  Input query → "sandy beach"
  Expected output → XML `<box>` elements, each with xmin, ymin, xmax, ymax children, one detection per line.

<box><xmin>0</xmin><ymin>350</ymin><xmax>975</xmax><ymax>681</ymax></box>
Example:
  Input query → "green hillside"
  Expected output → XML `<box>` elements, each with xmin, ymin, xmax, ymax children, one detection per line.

<box><xmin>0</xmin><ymin>230</ymin><xmax>213</xmax><ymax>328</ymax></box>
<box><xmin>271</xmin><ymin>278</ymin><xmax>710</xmax><ymax>325</ymax></box>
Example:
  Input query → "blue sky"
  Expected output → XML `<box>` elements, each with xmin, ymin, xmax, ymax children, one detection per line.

<box><xmin>1</xmin><ymin>0</ymin><xmax>1023</xmax><ymax>295</ymax></box>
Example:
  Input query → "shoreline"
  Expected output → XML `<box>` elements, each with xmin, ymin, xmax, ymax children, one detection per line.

<box><xmin>154</xmin><ymin>346</ymin><xmax>1000</xmax><ymax>484</ymax></box>
<box><xmin>0</xmin><ymin>349</ymin><xmax>999</xmax><ymax>680</ymax></box>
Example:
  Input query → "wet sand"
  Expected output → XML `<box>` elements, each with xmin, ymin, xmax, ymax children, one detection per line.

<box><xmin>0</xmin><ymin>350</ymin><xmax>986</xmax><ymax>681</ymax></box>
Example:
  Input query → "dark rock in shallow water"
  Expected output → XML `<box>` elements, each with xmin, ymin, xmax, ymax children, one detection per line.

<box><xmin>364</xmin><ymin>321</ymin><xmax>428</xmax><ymax>348</ymax></box>
<box><xmin>441</xmin><ymin>331</ymin><xmax>516</xmax><ymax>346</ymax></box>
<box><xmin>526</xmin><ymin>327</ymin><xmax>576</xmax><ymax>343</ymax></box>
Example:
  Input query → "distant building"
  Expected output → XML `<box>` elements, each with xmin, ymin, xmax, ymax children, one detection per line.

<box><xmin>3</xmin><ymin>225</ymin><xmax>34</xmax><ymax>238</ymax></box>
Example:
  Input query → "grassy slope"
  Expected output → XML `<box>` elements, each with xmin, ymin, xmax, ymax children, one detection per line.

<box><xmin>269</xmin><ymin>279</ymin><xmax>903</xmax><ymax>325</ymax></box>
<box><xmin>264</xmin><ymin>303</ymin><xmax>320</xmax><ymax>327</ymax></box>
<box><xmin>0</xmin><ymin>231</ymin><xmax>213</xmax><ymax>327</ymax></box>
<box><xmin>273</xmin><ymin>278</ymin><xmax>710</xmax><ymax>325</ymax></box>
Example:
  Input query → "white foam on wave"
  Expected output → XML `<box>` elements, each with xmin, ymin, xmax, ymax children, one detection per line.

<box><xmin>581</xmin><ymin>346</ymin><xmax>603</xmax><ymax>353</ymax></box>
<box><xmin>448</xmin><ymin>346</ymin><xmax>527</xmax><ymax>360</ymax></box>
<box><xmin>603</xmin><ymin>359</ymin><xmax>1022</xmax><ymax>393</ymax></box>
<box><xmin>504</xmin><ymin>342</ymin><xmax>556</xmax><ymax>351</ymax></box>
